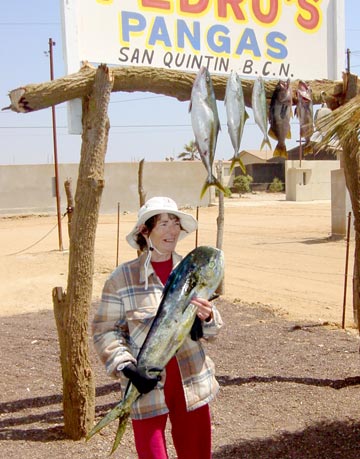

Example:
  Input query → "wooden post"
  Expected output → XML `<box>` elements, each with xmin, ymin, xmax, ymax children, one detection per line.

<box><xmin>340</xmin><ymin>73</ymin><xmax>360</xmax><ymax>328</ymax></box>
<box><xmin>138</xmin><ymin>158</ymin><xmax>146</xmax><ymax>207</ymax></box>
<box><xmin>342</xmin><ymin>212</ymin><xmax>352</xmax><ymax>328</ymax></box>
<box><xmin>215</xmin><ymin>161</ymin><xmax>225</xmax><ymax>295</ymax></box>
<box><xmin>116</xmin><ymin>202</ymin><xmax>120</xmax><ymax>267</ymax></box>
<box><xmin>53</xmin><ymin>64</ymin><xmax>114</xmax><ymax>439</ymax></box>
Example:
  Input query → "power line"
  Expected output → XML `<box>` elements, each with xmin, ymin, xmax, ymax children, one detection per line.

<box><xmin>0</xmin><ymin>22</ymin><xmax>59</xmax><ymax>26</ymax></box>
<box><xmin>111</xmin><ymin>95</ymin><xmax>167</xmax><ymax>103</ymax></box>
<box><xmin>0</xmin><ymin>121</ymin><xmax>269</xmax><ymax>129</ymax></box>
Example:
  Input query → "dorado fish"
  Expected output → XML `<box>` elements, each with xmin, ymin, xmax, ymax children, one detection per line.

<box><xmin>225</xmin><ymin>70</ymin><xmax>248</xmax><ymax>173</ymax></box>
<box><xmin>268</xmin><ymin>79</ymin><xmax>292</xmax><ymax>158</ymax></box>
<box><xmin>296</xmin><ymin>80</ymin><xmax>314</xmax><ymax>154</ymax></box>
<box><xmin>87</xmin><ymin>245</ymin><xmax>225</xmax><ymax>454</ymax></box>
<box><xmin>189</xmin><ymin>66</ymin><xmax>226</xmax><ymax>198</ymax></box>
<box><xmin>252</xmin><ymin>76</ymin><xmax>272</xmax><ymax>151</ymax></box>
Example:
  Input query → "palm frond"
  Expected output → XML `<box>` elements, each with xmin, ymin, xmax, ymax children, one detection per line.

<box><xmin>315</xmin><ymin>95</ymin><xmax>360</xmax><ymax>150</ymax></box>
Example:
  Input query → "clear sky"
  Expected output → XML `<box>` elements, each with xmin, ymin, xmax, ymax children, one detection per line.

<box><xmin>1</xmin><ymin>1</ymin><xmax>359</xmax><ymax>165</ymax></box>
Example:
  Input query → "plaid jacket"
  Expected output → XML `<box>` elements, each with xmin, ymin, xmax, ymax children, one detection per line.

<box><xmin>92</xmin><ymin>251</ymin><xmax>223</xmax><ymax>420</ymax></box>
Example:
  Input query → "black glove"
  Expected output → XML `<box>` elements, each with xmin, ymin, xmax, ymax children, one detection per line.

<box><xmin>122</xmin><ymin>363</ymin><xmax>159</xmax><ymax>394</ymax></box>
<box><xmin>190</xmin><ymin>293</ymin><xmax>219</xmax><ymax>341</ymax></box>
<box><xmin>190</xmin><ymin>316</ymin><xmax>204</xmax><ymax>341</ymax></box>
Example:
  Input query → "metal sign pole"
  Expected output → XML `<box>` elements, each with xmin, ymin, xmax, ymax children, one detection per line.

<box><xmin>49</xmin><ymin>38</ymin><xmax>63</xmax><ymax>251</ymax></box>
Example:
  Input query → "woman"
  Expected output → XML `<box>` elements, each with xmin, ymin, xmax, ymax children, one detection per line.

<box><xmin>92</xmin><ymin>196</ymin><xmax>223</xmax><ymax>459</ymax></box>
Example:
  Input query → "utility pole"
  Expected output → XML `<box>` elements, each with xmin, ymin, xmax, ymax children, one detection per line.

<box><xmin>346</xmin><ymin>48</ymin><xmax>351</xmax><ymax>73</ymax></box>
<box><xmin>49</xmin><ymin>37</ymin><xmax>63</xmax><ymax>251</ymax></box>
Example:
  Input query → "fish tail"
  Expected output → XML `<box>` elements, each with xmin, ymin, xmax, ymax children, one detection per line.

<box><xmin>110</xmin><ymin>412</ymin><xmax>131</xmax><ymax>455</ymax></box>
<box><xmin>200</xmin><ymin>176</ymin><xmax>226</xmax><ymax>199</ymax></box>
<box><xmin>230</xmin><ymin>157</ymin><xmax>246</xmax><ymax>175</ymax></box>
<box><xmin>86</xmin><ymin>401</ymin><xmax>126</xmax><ymax>440</ymax></box>
<box><xmin>213</xmin><ymin>176</ymin><xmax>227</xmax><ymax>196</ymax></box>
<box><xmin>200</xmin><ymin>180</ymin><xmax>211</xmax><ymax>199</ymax></box>
<box><xmin>260</xmin><ymin>137</ymin><xmax>272</xmax><ymax>151</ymax></box>
<box><xmin>87</xmin><ymin>385</ymin><xmax>138</xmax><ymax>441</ymax></box>
<box><xmin>273</xmin><ymin>143</ymin><xmax>288</xmax><ymax>158</ymax></box>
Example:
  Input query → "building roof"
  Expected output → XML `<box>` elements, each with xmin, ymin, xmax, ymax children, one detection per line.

<box><xmin>286</xmin><ymin>142</ymin><xmax>339</xmax><ymax>160</ymax></box>
<box><xmin>238</xmin><ymin>149</ymin><xmax>274</xmax><ymax>163</ymax></box>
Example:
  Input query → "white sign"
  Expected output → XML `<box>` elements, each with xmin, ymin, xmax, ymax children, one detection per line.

<box><xmin>60</xmin><ymin>0</ymin><xmax>345</xmax><ymax>132</ymax></box>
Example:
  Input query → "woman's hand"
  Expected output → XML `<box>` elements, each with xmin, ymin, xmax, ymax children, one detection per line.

<box><xmin>192</xmin><ymin>297</ymin><xmax>213</xmax><ymax>322</ymax></box>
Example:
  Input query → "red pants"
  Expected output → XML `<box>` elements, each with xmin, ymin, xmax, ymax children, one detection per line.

<box><xmin>132</xmin><ymin>357</ymin><xmax>212</xmax><ymax>459</ymax></box>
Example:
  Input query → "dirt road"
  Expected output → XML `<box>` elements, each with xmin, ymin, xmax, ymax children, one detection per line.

<box><xmin>0</xmin><ymin>192</ymin><xmax>354</xmax><ymax>327</ymax></box>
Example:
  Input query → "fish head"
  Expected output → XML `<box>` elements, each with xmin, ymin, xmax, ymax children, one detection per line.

<box><xmin>229</xmin><ymin>70</ymin><xmax>240</xmax><ymax>88</ymax></box>
<box><xmin>191</xmin><ymin>66</ymin><xmax>209</xmax><ymax>100</ymax></box>
<box><xmin>297</xmin><ymin>80</ymin><xmax>312</xmax><ymax>102</ymax></box>
<box><xmin>182</xmin><ymin>246</ymin><xmax>224</xmax><ymax>300</ymax></box>
<box><xmin>253</xmin><ymin>76</ymin><xmax>263</xmax><ymax>94</ymax></box>
<box><xmin>276</xmin><ymin>79</ymin><xmax>292</xmax><ymax>104</ymax></box>
<box><xmin>225</xmin><ymin>70</ymin><xmax>242</xmax><ymax>104</ymax></box>
<box><xmin>190</xmin><ymin>66</ymin><xmax>220</xmax><ymax>165</ymax></box>
<box><xmin>192</xmin><ymin>66</ymin><xmax>218</xmax><ymax>109</ymax></box>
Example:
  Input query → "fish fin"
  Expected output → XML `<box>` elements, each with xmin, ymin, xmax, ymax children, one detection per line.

<box><xmin>200</xmin><ymin>181</ymin><xmax>210</xmax><ymax>199</ymax></box>
<box><xmin>110</xmin><ymin>413</ymin><xmax>131</xmax><ymax>455</ymax></box>
<box><xmin>260</xmin><ymin>137</ymin><xmax>272</xmax><ymax>151</ymax></box>
<box><xmin>212</xmin><ymin>177</ymin><xmax>227</xmax><ymax>196</ymax></box>
<box><xmin>268</xmin><ymin>127</ymin><xmax>277</xmax><ymax>140</ymax></box>
<box><xmin>200</xmin><ymin>176</ymin><xmax>226</xmax><ymax>199</ymax></box>
<box><xmin>230</xmin><ymin>157</ymin><xmax>246</xmax><ymax>175</ymax></box>
<box><xmin>87</xmin><ymin>385</ymin><xmax>138</xmax><ymax>441</ymax></box>
<box><xmin>273</xmin><ymin>143</ymin><xmax>288</xmax><ymax>158</ymax></box>
<box><xmin>303</xmin><ymin>142</ymin><xmax>313</xmax><ymax>155</ymax></box>
<box><xmin>244</xmin><ymin>110</ymin><xmax>249</xmax><ymax>121</ymax></box>
<box><xmin>87</xmin><ymin>403</ymin><xmax>124</xmax><ymax>440</ymax></box>
<box><xmin>286</xmin><ymin>130</ymin><xmax>291</xmax><ymax>139</ymax></box>
<box><xmin>229</xmin><ymin>158</ymin><xmax>236</xmax><ymax>174</ymax></box>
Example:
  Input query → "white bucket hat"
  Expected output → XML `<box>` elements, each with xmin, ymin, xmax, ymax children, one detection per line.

<box><xmin>126</xmin><ymin>196</ymin><xmax>198</xmax><ymax>250</ymax></box>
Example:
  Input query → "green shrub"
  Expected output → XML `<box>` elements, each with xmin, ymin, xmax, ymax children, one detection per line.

<box><xmin>233</xmin><ymin>174</ymin><xmax>253</xmax><ymax>194</ymax></box>
<box><xmin>268</xmin><ymin>177</ymin><xmax>284</xmax><ymax>193</ymax></box>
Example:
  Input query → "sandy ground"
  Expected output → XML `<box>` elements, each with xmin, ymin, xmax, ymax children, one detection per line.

<box><xmin>2</xmin><ymin>192</ymin><xmax>360</xmax><ymax>459</ymax></box>
<box><xmin>0</xmin><ymin>192</ymin><xmax>355</xmax><ymax>328</ymax></box>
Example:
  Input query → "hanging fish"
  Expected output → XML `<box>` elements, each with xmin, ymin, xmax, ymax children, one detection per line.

<box><xmin>251</xmin><ymin>76</ymin><xmax>272</xmax><ymax>151</ymax></box>
<box><xmin>296</xmin><ymin>80</ymin><xmax>314</xmax><ymax>155</ymax></box>
<box><xmin>224</xmin><ymin>70</ymin><xmax>248</xmax><ymax>173</ymax></box>
<box><xmin>312</xmin><ymin>92</ymin><xmax>333</xmax><ymax>144</ymax></box>
<box><xmin>314</xmin><ymin>91</ymin><xmax>332</xmax><ymax>125</ymax></box>
<box><xmin>268</xmin><ymin>79</ymin><xmax>293</xmax><ymax>158</ymax></box>
<box><xmin>189</xmin><ymin>66</ymin><xmax>226</xmax><ymax>198</ymax></box>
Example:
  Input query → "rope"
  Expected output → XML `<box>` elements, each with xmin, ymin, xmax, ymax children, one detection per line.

<box><xmin>6</xmin><ymin>213</ymin><xmax>68</xmax><ymax>256</ymax></box>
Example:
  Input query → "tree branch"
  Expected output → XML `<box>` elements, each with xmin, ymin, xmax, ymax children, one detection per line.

<box><xmin>3</xmin><ymin>64</ymin><xmax>349</xmax><ymax>114</ymax></box>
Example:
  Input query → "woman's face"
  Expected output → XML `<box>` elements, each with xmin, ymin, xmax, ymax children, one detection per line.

<box><xmin>149</xmin><ymin>213</ymin><xmax>181</xmax><ymax>258</ymax></box>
